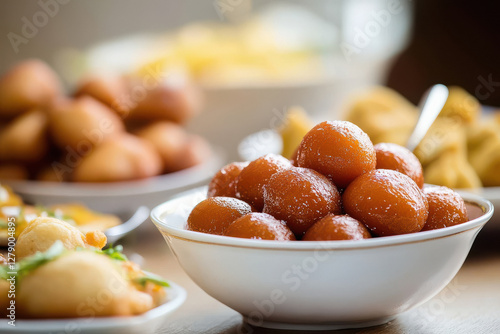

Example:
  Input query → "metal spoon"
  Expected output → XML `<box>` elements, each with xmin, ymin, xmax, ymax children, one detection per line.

<box><xmin>406</xmin><ymin>84</ymin><xmax>449</xmax><ymax>152</ymax></box>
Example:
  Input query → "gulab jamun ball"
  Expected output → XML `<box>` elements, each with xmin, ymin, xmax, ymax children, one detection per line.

<box><xmin>422</xmin><ymin>186</ymin><xmax>468</xmax><ymax>231</ymax></box>
<box><xmin>374</xmin><ymin>143</ymin><xmax>424</xmax><ymax>189</ymax></box>
<box><xmin>235</xmin><ymin>154</ymin><xmax>291</xmax><ymax>211</ymax></box>
<box><xmin>207</xmin><ymin>162</ymin><xmax>249</xmax><ymax>198</ymax></box>
<box><xmin>224</xmin><ymin>213</ymin><xmax>296</xmax><ymax>241</ymax></box>
<box><xmin>296</xmin><ymin>121</ymin><xmax>376</xmax><ymax>189</ymax></box>
<box><xmin>303</xmin><ymin>214</ymin><xmax>371</xmax><ymax>241</ymax></box>
<box><xmin>263</xmin><ymin>167</ymin><xmax>342</xmax><ymax>236</ymax></box>
<box><xmin>343</xmin><ymin>169</ymin><xmax>428</xmax><ymax>236</ymax></box>
<box><xmin>187</xmin><ymin>197</ymin><xmax>252</xmax><ymax>235</ymax></box>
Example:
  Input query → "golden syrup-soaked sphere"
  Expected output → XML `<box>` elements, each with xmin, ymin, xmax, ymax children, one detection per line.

<box><xmin>187</xmin><ymin>197</ymin><xmax>252</xmax><ymax>235</ymax></box>
<box><xmin>343</xmin><ymin>169</ymin><xmax>428</xmax><ymax>236</ymax></box>
<box><xmin>374</xmin><ymin>143</ymin><xmax>424</xmax><ymax>189</ymax></box>
<box><xmin>422</xmin><ymin>186</ymin><xmax>468</xmax><ymax>231</ymax></box>
<box><xmin>224</xmin><ymin>213</ymin><xmax>296</xmax><ymax>241</ymax></box>
<box><xmin>296</xmin><ymin>121</ymin><xmax>376</xmax><ymax>189</ymax></box>
<box><xmin>208</xmin><ymin>162</ymin><xmax>249</xmax><ymax>198</ymax></box>
<box><xmin>235</xmin><ymin>154</ymin><xmax>292</xmax><ymax>211</ymax></box>
<box><xmin>303</xmin><ymin>214</ymin><xmax>372</xmax><ymax>241</ymax></box>
<box><xmin>263</xmin><ymin>167</ymin><xmax>342</xmax><ymax>237</ymax></box>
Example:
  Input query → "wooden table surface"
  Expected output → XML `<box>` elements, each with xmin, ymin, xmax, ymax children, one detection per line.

<box><xmin>123</xmin><ymin>221</ymin><xmax>500</xmax><ymax>334</ymax></box>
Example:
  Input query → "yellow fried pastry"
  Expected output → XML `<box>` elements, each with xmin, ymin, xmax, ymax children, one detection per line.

<box><xmin>0</xmin><ymin>109</ymin><xmax>49</xmax><ymax>162</ymax></box>
<box><xmin>414</xmin><ymin>117</ymin><xmax>467</xmax><ymax>166</ymax></box>
<box><xmin>1</xmin><ymin>242</ymin><xmax>168</xmax><ymax>318</ymax></box>
<box><xmin>15</xmin><ymin>217</ymin><xmax>107</xmax><ymax>259</ymax></box>
<box><xmin>48</xmin><ymin>96</ymin><xmax>125</xmax><ymax>151</ymax></box>
<box><xmin>424</xmin><ymin>150</ymin><xmax>482</xmax><ymax>189</ymax></box>
<box><xmin>439</xmin><ymin>86</ymin><xmax>480</xmax><ymax>124</ymax></box>
<box><xmin>0</xmin><ymin>60</ymin><xmax>61</xmax><ymax>119</ymax></box>
<box><xmin>344</xmin><ymin>86</ymin><xmax>418</xmax><ymax>146</ymax></box>
<box><xmin>279</xmin><ymin>107</ymin><xmax>314</xmax><ymax>159</ymax></box>
<box><xmin>72</xmin><ymin>133</ymin><xmax>162</xmax><ymax>182</ymax></box>
<box><xmin>17</xmin><ymin>250</ymin><xmax>154</xmax><ymax>317</ymax></box>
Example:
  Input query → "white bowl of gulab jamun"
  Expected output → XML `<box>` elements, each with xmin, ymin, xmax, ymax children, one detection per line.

<box><xmin>151</xmin><ymin>120</ymin><xmax>494</xmax><ymax>330</ymax></box>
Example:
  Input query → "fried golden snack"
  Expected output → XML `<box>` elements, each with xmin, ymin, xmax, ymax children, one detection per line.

<box><xmin>135</xmin><ymin>121</ymin><xmax>188</xmax><ymax>172</ymax></box>
<box><xmin>72</xmin><ymin>134</ymin><xmax>162</xmax><ymax>182</ymax></box>
<box><xmin>0</xmin><ymin>60</ymin><xmax>61</xmax><ymax>119</ymax></box>
<box><xmin>74</xmin><ymin>75</ymin><xmax>131</xmax><ymax>117</ymax></box>
<box><xmin>0</xmin><ymin>165</ymin><xmax>29</xmax><ymax>181</ymax></box>
<box><xmin>468</xmin><ymin>134</ymin><xmax>500</xmax><ymax>187</ymax></box>
<box><xmin>414</xmin><ymin>117</ymin><xmax>468</xmax><ymax>166</ymax></box>
<box><xmin>424</xmin><ymin>150</ymin><xmax>482</xmax><ymax>189</ymax></box>
<box><xmin>127</xmin><ymin>79</ymin><xmax>202</xmax><ymax>124</ymax></box>
<box><xmin>48</xmin><ymin>96</ymin><xmax>125</xmax><ymax>151</ymax></box>
<box><xmin>36</xmin><ymin>165</ymin><xmax>64</xmax><ymax>182</ymax></box>
<box><xmin>0</xmin><ymin>109</ymin><xmax>49</xmax><ymax>162</ymax></box>
<box><xmin>344</xmin><ymin>86</ymin><xmax>418</xmax><ymax>146</ymax></box>
<box><xmin>279</xmin><ymin>107</ymin><xmax>314</xmax><ymax>159</ymax></box>
<box><xmin>15</xmin><ymin>217</ymin><xmax>107</xmax><ymax>259</ymax></box>
<box><xmin>17</xmin><ymin>251</ymin><xmax>154</xmax><ymax>317</ymax></box>
<box><xmin>439</xmin><ymin>86</ymin><xmax>480</xmax><ymax>124</ymax></box>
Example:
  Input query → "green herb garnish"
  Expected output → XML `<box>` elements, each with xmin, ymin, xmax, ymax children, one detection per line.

<box><xmin>134</xmin><ymin>272</ymin><xmax>170</xmax><ymax>288</ymax></box>
<box><xmin>0</xmin><ymin>218</ymin><xmax>8</xmax><ymax>228</ymax></box>
<box><xmin>10</xmin><ymin>241</ymin><xmax>66</xmax><ymax>281</ymax></box>
<box><xmin>0</xmin><ymin>265</ymin><xmax>9</xmax><ymax>280</ymax></box>
<box><xmin>97</xmin><ymin>245</ymin><xmax>128</xmax><ymax>262</ymax></box>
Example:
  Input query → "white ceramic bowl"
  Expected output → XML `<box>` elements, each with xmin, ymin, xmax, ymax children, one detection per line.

<box><xmin>2</xmin><ymin>149</ymin><xmax>224</xmax><ymax>214</ymax></box>
<box><xmin>151</xmin><ymin>187</ymin><xmax>493</xmax><ymax>330</ymax></box>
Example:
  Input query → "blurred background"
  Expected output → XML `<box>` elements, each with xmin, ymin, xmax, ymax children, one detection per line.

<box><xmin>0</xmin><ymin>0</ymin><xmax>499</xmax><ymax>192</ymax></box>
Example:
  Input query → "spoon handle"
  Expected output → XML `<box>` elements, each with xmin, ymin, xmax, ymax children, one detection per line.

<box><xmin>406</xmin><ymin>84</ymin><xmax>449</xmax><ymax>152</ymax></box>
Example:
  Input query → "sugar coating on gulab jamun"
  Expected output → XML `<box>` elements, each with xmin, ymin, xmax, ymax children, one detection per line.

<box><xmin>374</xmin><ymin>143</ymin><xmax>424</xmax><ymax>189</ymax></box>
<box><xmin>263</xmin><ymin>167</ymin><xmax>342</xmax><ymax>237</ymax></box>
<box><xmin>224</xmin><ymin>212</ymin><xmax>296</xmax><ymax>241</ymax></box>
<box><xmin>422</xmin><ymin>186</ymin><xmax>468</xmax><ymax>231</ymax></box>
<box><xmin>343</xmin><ymin>169</ymin><xmax>428</xmax><ymax>236</ymax></box>
<box><xmin>302</xmin><ymin>214</ymin><xmax>371</xmax><ymax>241</ymax></box>
<box><xmin>187</xmin><ymin>197</ymin><xmax>252</xmax><ymax>235</ymax></box>
<box><xmin>207</xmin><ymin>161</ymin><xmax>249</xmax><ymax>198</ymax></box>
<box><xmin>235</xmin><ymin>154</ymin><xmax>291</xmax><ymax>211</ymax></box>
<box><xmin>296</xmin><ymin>121</ymin><xmax>376</xmax><ymax>189</ymax></box>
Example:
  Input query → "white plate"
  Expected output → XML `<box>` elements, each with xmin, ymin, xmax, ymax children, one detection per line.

<box><xmin>0</xmin><ymin>281</ymin><xmax>186</xmax><ymax>334</ymax></box>
<box><xmin>2</xmin><ymin>149</ymin><xmax>224</xmax><ymax>214</ymax></box>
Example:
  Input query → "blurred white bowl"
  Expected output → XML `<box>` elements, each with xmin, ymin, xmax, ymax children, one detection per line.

<box><xmin>3</xmin><ymin>149</ymin><xmax>224</xmax><ymax>214</ymax></box>
<box><xmin>151</xmin><ymin>187</ymin><xmax>493</xmax><ymax>330</ymax></box>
